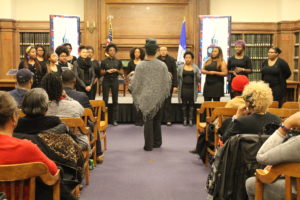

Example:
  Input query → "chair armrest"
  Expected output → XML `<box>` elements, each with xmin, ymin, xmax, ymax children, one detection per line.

<box><xmin>40</xmin><ymin>169</ymin><xmax>60</xmax><ymax>186</ymax></box>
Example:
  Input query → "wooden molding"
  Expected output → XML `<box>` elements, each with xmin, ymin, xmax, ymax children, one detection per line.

<box><xmin>105</xmin><ymin>0</ymin><xmax>190</xmax><ymax>4</ymax></box>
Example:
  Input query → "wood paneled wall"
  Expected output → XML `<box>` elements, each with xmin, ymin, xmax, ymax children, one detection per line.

<box><xmin>86</xmin><ymin>0</ymin><xmax>209</xmax><ymax>60</ymax></box>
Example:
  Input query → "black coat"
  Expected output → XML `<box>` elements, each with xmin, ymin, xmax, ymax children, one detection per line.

<box><xmin>157</xmin><ymin>55</ymin><xmax>178</xmax><ymax>87</ymax></box>
<box><xmin>222</xmin><ymin>112</ymin><xmax>281</xmax><ymax>142</ymax></box>
<box><xmin>207</xmin><ymin>134</ymin><xmax>270</xmax><ymax>200</ymax></box>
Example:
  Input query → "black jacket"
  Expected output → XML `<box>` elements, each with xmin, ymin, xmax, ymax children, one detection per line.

<box><xmin>207</xmin><ymin>134</ymin><xmax>270</xmax><ymax>200</ymax></box>
<box><xmin>64</xmin><ymin>87</ymin><xmax>91</xmax><ymax>108</ymax></box>
<box><xmin>222</xmin><ymin>112</ymin><xmax>281</xmax><ymax>142</ymax></box>
<box><xmin>157</xmin><ymin>55</ymin><xmax>178</xmax><ymax>87</ymax></box>
<box><xmin>73</xmin><ymin>57</ymin><xmax>95</xmax><ymax>90</ymax></box>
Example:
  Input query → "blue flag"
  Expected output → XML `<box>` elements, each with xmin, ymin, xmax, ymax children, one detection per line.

<box><xmin>177</xmin><ymin>20</ymin><xmax>186</xmax><ymax>64</ymax></box>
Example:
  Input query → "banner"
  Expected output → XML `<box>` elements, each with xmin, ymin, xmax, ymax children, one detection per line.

<box><xmin>50</xmin><ymin>15</ymin><xmax>80</xmax><ymax>57</ymax></box>
<box><xmin>177</xmin><ymin>20</ymin><xmax>186</xmax><ymax>65</ymax></box>
<box><xmin>199</xmin><ymin>16</ymin><xmax>231</xmax><ymax>92</ymax></box>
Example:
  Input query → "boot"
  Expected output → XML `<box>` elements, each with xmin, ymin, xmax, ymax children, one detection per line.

<box><xmin>188</xmin><ymin>106</ymin><xmax>194</xmax><ymax>126</ymax></box>
<box><xmin>182</xmin><ymin>105</ymin><xmax>187</xmax><ymax>126</ymax></box>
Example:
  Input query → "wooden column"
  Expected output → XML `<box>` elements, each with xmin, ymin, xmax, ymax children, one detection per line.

<box><xmin>84</xmin><ymin>0</ymin><xmax>101</xmax><ymax>60</ymax></box>
<box><xmin>0</xmin><ymin>19</ymin><xmax>17</xmax><ymax>79</ymax></box>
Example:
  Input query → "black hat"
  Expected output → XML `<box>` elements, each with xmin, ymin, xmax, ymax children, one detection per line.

<box><xmin>16</xmin><ymin>69</ymin><xmax>33</xmax><ymax>84</ymax></box>
<box><xmin>145</xmin><ymin>38</ymin><xmax>159</xmax><ymax>49</ymax></box>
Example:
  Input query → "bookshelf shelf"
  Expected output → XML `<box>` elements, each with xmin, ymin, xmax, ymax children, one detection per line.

<box><xmin>294</xmin><ymin>32</ymin><xmax>300</xmax><ymax>81</ymax></box>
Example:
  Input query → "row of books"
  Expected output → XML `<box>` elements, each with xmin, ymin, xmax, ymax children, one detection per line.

<box><xmin>244</xmin><ymin>34</ymin><xmax>273</xmax><ymax>45</ymax></box>
<box><xmin>20</xmin><ymin>32</ymin><xmax>50</xmax><ymax>45</ymax></box>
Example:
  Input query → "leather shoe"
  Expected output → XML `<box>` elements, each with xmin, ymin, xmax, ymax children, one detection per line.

<box><xmin>143</xmin><ymin>147</ymin><xmax>153</xmax><ymax>151</ymax></box>
<box><xmin>96</xmin><ymin>155</ymin><xmax>104</xmax><ymax>164</ymax></box>
<box><xmin>189</xmin><ymin>149</ymin><xmax>197</xmax><ymax>154</ymax></box>
<box><xmin>113</xmin><ymin>121</ymin><xmax>118</xmax><ymax>126</ymax></box>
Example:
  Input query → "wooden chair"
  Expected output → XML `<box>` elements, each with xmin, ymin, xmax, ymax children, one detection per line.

<box><xmin>255</xmin><ymin>162</ymin><xmax>300</xmax><ymax>200</ymax></box>
<box><xmin>0</xmin><ymin>162</ymin><xmax>60</xmax><ymax>200</ymax></box>
<box><xmin>205</xmin><ymin>107</ymin><xmax>237</xmax><ymax>159</ymax></box>
<box><xmin>83</xmin><ymin>108</ymin><xmax>98</xmax><ymax>167</ymax></box>
<box><xmin>19</xmin><ymin>109</ymin><xmax>25</xmax><ymax>117</ymax></box>
<box><xmin>196</xmin><ymin>101</ymin><xmax>227</xmax><ymax>138</ymax></box>
<box><xmin>282</xmin><ymin>102</ymin><xmax>300</xmax><ymax>110</ymax></box>
<box><xmin>267</xmin><ymin>108</ymin><xmax>299</xmax><ymax>121</ymax></box>
<box><xmin>269</xmin><ymin>101</ymin><xmax>279</xmax><ymax>108</ymax></box>
<box><xmin>90</xmin><ymin>100</ymin><xmax>108</xmax><ymax>150</ymax></box>
<box><xmin>59</xmin><ymin>117</ymin><xmax>90</xmax><ymax>196</ymax></box>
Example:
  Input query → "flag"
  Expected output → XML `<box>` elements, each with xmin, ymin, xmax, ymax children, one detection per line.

<box><xmin>105</xmin><ymin>22</ymin><xmax>113</xmax><ymax>57</ymax></box>
<box><xmin>177</xmin><ymin>20</ymin><xmax>186</xmax><ymax>64</ymax></box>
<box><xmin>106</xmin><ymin>22</ymin><xmax>113</xmax><ymax>46</ymax></box>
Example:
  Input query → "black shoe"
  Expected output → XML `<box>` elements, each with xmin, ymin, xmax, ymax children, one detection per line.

<box><xmin>113</xmin><ymin>121</ymin><xmax>118</xmax><ymax>126</ymax></box>
<box><xmin>153</xmin><ymin>144</ymin><xmax>161</xmax><ymax>148</ymax></box>
<box><xmin>166</xmin><ymin>122</ymin><xmax>172</xmax><ymax>126</ymax></box>
<box><xmin>189</xmin><ymin>149</ymin><xmax>197</xmax><ymax>154</ymax></box>
<box><xmin>144</xmin><ymin>147</ymin><xmax>153</xmax><ymax>151</ymax></box>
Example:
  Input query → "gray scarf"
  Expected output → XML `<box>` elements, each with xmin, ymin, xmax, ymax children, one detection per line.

<box><xmin>129</xmin><ymin>59</ymin><xmax>171</xmax><ymax>120</ymax></box>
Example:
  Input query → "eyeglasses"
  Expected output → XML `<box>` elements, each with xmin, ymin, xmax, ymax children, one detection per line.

<box><xmin>268</xmin><ymin>52</ymin><xmax>276</xmax><ymax>54</ymax></box>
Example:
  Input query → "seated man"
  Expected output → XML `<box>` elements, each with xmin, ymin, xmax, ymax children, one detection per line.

<box><xmin>62</xmin><ymin>69</ymin><xmax>91</xmax><ymax>108</ymax></box>
<box><xmin>222</xmin><ymin>81</ymin><xmax>281</xmax><ymax>143</ymax></box>
<box><xmin>9</xmin><ymin>69</ymin><xmax>33</xmax><ymax>106</ymax></box>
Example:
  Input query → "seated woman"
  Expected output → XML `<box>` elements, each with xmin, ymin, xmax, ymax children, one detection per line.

<box><xmin>222</xmin><ymin>81</ymin><xmax>281</xmax><ymax>143</ymax></box>
<box><xmin>0</xmin><ymin>91</ymin><xmax>59</xmax><ymax>199</ymax></box>
<box><xmin>13</xmin><ymin>88</ymin><xmax>83</xmax><ymax>199</ymax></box>
<box><xmin>41</xmin><ymin>73</ymin><xmax>89</xmax><ymax>152</ymax></box>
<box><xmin>246</xmin><ymin>111</ymin><xmax>300</xmax><ymax>200</ymax></box>
<box><xmin>41</xmin><ymin>72</ymin><xmax>84</xmax><ymax>118</ymax></box>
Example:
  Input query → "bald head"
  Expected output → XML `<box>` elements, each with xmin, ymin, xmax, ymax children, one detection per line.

<box><xmin>159</xmin><ymin>47</ymin><xmax>168</xmax><ymax>57</ymax></box>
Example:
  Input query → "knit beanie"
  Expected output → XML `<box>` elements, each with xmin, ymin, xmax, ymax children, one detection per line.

<box><xmin>231</xmin><ymin>75</ymin><xmax>249</xmax><ymax>92</ymax></box>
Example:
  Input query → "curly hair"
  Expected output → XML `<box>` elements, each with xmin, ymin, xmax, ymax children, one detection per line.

<box><xmin>41</xmin><ymin>73</ymin><xmax>63</xmax><ymax>103</ymax></box>
<box><xmin>129</xmin><ymin>47</ymin><xmax>145</xmax><ymax>60</ymax></box>
<box><xmin>0</xmin><ymin>91</ymin><xmax>17</xmax><ymax>127</ymax></box>
<box><xmin>55</xmin><ymin>45</ymin><xmax>70</xmax><ymax>56</ymax></box>
<box><xmin>105</xmin><ymin>43</ymin><xmax>118</xmax><ymax>52</ymax></box>
<box><xmin>242</xmin><ymin>81</ymin><xmax>273</xmax><ymax>113</ymax></box>
<box><xmin>184</xmin><ymin>51</ymin><xmax>194</xmax><ymax>59</ymax></box>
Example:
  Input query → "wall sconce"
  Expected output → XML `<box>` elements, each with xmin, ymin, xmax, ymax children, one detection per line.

<box><xmin>87</xmin><ymin>21</ymin><xmax>96</xmax><ymax>33</ymax></box>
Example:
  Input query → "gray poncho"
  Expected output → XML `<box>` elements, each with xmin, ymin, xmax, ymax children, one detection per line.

<box><xmin>129</xmin><ymin>59</ymin><xmax>171</xmax><ymax>120</ymax></box>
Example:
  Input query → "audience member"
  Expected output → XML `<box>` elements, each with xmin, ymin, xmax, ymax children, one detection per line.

<box><xmin>62</xmin><ymin>69</ymin><xmax>91</xmax><ymax>108</ymax></box>
<box><xmin>225</xmin><ymin>75</ymin><xmax>249</xmax><ymax>109</ymax></box>
<box><xmin>9</xmin><ymin>69</ymin><xmax>33</xmax><ymax>106</ymax></box>
<box><xmin>222</xmin><ymin>81</ymin><xmax>281</xmax><ymax>142</ymax></box>
<box><xmin>246</xmin><ymin>111</ymin><xmax>300</xmax><ymax>200</ymax></box>
<box><xmin>0</xmin><ymin>91</ymin><xmax>61</xmax><ymax>200</ymax></box>
<box><xmin>13</xmin><ymin>88</ymin><xmax>81</xmax><ymax>200</ymax></box>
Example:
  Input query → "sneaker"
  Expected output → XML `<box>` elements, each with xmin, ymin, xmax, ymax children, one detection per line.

<box><xmin>166</xmin><ymin>122</ymin><xmax>172</xmax><ymax>126</ymax></box>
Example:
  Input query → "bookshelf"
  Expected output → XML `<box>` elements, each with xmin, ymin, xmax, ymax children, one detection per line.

<box><xmin>230</xmin><ymin>33</ymin><xmax>273</xmax><ymax>81</ymax></box>
<box><xmin>294</xmin><ymin>32</ymin><xmax>299</xmax><ymax>81</ymax></box>
<box><xmin>19</xmin><ymin>32</ymin><xmax>50</xmax><ymax>60</ymax></box>
<box><xmin>19</xmin><ymin>32</ymin><xmax>82</xmax><ymax>61</ymax></box>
